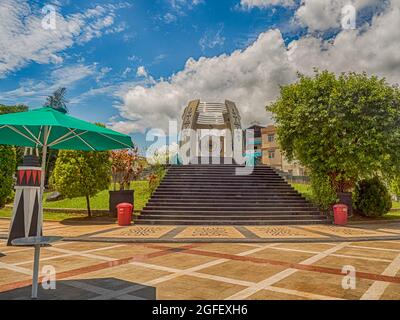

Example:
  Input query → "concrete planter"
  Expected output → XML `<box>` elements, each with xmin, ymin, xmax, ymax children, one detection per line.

<box><xmin>109</xmin><ymin>190</ymin><xmax>134</xmax><ymax>217</ymax></box>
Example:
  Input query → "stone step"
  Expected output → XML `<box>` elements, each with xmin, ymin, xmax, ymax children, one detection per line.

<box><xmin>141</xmin><ymin>209</ymin><xmax>322</xmax><ymax>215</ymax></box>
<box><xmin>138</xmin><ymin>214</ymin><xmax>324</xmax><ymax>220</ymax></box>
<box><xmin>150</xmin><ymin>195</ymin><xmax>306</xmax><ymax>200</ymax></box>
<box><xmin>156</xmin><ymin>186</ymin><xmax>295</xmax><ymax>190</ymax></box>
<box><xmin>153</xmin><ymin>191</ymin><xmax>301</xmax><ymax>195</ymax></box>
<box><xmin>134</xmin><ymin>219</ymin><xmax>328</xmax><ymax>226</ymax></box>
<box><xmin>144</xmin><ymin>205</ymin><xmax>317</xmax><ymax>211</ymax></box>
<box><xmin>146</xmin><ymin>201</ymin><xmax>313</xmax><ymax>206</ymax></box>
<box><xmin>160</xmin><ymin>180</ymin><xmax>286</xmax><ymax>184</ymax></box>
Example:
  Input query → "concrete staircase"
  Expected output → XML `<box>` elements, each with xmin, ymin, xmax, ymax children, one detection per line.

<box><xmin>137</xmin><ymin>164</ymin><xmax>329</xmax><ymax>225</ymax></box>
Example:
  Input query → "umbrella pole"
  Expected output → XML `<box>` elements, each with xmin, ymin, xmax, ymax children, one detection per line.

<box><xmin>31</xmin><ymin>244</ymin><xmax>41</xmax><ymax>299</ymax></box>
<box><xmin>31</xmin><ymin>126</ymin><xmax>48</xmax><ymax>299</ymax></box>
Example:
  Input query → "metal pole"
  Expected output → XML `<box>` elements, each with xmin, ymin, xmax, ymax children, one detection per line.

<box><xmin>39</xmin><ymin>126</ymin><xmax>48</xmax><ymax>236</ymax></box>
<box><xmin>31</xmin><ymin>126</ymin><xmax>48</xmax><ymax>299</ymax></box>
<box><xmin>31</xmin><ymin>244</ymin><xmax>41</xmax><ymax>299</ymax></box>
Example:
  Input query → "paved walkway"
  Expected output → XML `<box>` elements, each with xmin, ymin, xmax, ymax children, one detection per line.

<box><xmin>2</xmin><ymin>218</ymin><xmax>400</xmax><ymax>299</ymax></box>
<box><xmin>2</xmin><ymin>218</ymin><xmax>400</xmax><ymax>243</ymax></box>
<box><xmin>1</xmin><ymin>238</ymin><xmax>400</xmax><ymax>300</ymax></box>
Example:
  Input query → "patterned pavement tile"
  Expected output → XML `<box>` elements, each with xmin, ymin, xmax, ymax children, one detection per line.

<box><xmin>301</xmin><ymin>225</ymin><xmax>391</xmax><ymax>238</ymax></box>
<box><xmin>92</xmin><ymin>244</ymin><xmax>161</xmax><ymax>259</ymax></box>
<box><xmin>273</xmin><ymin>243</ymin><xmax>336</xmax><ymax>252</ymax></box>
<box><xmin>378</xmin><ymin>228</ymin><xmax>400</xmax><ymax>234</ymax></box>
<box><xmin>245</xmin><ymin>226</ymin><xmax>327</xmax><ymax>239</ymax></box>
<box><xmin>381</xmin><ymin>283</ymin><xmax>400</xmax><ymax>300</ymax></box>
<box><xmin>195</xmin><ymin>243</ymin><xmax>260</xmax><ymax>255</ymax></box>
<box><xmin>334</xmin><ymin>246</ymin><xmax>399</xmax><ymax>261</ymax></box>
<box><xmin>350</xmin><ymin>241</ymin><xmax>400</xmax><ymax>251</ymax></box>
<box><xmin>312</xmin><ymin>255</ymin><xmax>391</xmax><ymax>274</ymax></box>
<box><xmin>96</xmin><ymin>226</ymin><xmax>175</xmax><ymax>239</ymax></box>
<box><xmin>174</xmin><ymin>226</ymin><xmax>245</xmax><ymax>239</ymax></box>
<box><xmin>145</xmin><ymin>252</ymin><xmax>218</xmax><ymax>270</ymax></box>
<box><xmin>47</xmin><ymin>225</ymin><xmax>116</xmax><ymax>237</ymax></box>
<box><xmin>18</xmin><ymin>255</ymin><xmax>104</xmax><ymax>274</ymax></box>
<box><xmin>247</xmin><ymin>247</ymin><xmax>317</xmax><ymax>264</ymax></box>
<box><xmin>0</xmin><ymin>248</ymin><xmax>62</xmax><ymax>264</ymax></box>
<box><xmin>0</xmin><ymin>269</ymin><xmax>31</xmax><ymax>286</ymax></box>
<box><xmin>200</xmin><ymin>260</ymin><xmax>287</xmax><ymax>283</ymax></box>
<box><xmin>273</xmin><ymin>270</ymin><xmax>374</xmax><ymax>300</ymax></box>
<box><xmin>155</xmin><ymin>275</ymin><xmax>246</xmax><ymax>300</ymax></box>
<box><xmin>67</xmin><ymin>264</ymin><xmax>172</xmax><ymax>284</ymax></box>
<box><xmin>246</xmin><ymin>288</ymin><xmax>311</xmax><ymax>300</ymax></box>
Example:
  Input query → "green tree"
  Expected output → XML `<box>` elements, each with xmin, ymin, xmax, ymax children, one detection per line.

<box><xmin>0</xmin><ymin>104</ymin><xmax>28</xmax><ymax>207</ymax></box>
<box><xmin>0</xmin><ymin>146</ymin><xmax>16</xmax><ymax>208</ymax></box>
<box><xmin>46</xmin><ymin>87</ymin><xmax>68</xmax><ymax>113</ymax></box>
<box><xmin>267</xmin><ymin>70</ymin><xmax>400</xmax><ymax>197</ymax></box>
<box><xmin>52</xmin><ymin>150</ymin><xmax>111</xmax><ymax>217</ymax></box>
<box><xmin>391</xmin><ymin>177</ymin><xmax>400</xmax><ymax>200</ymax></box>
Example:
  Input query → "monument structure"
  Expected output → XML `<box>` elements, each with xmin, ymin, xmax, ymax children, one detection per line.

<box><xmin>179</xmin><ymin>100</ymin><xmax>242</xmax><ymax>163</ymax></box>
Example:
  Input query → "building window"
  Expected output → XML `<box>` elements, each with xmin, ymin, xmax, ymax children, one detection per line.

<box><xmin>268</xmin><ymin>134</ymin><xmax>275</xmax><ymax>142</ymax></box>
<box><xmin>268</xmin><ymin>150</ymin><xmax>275</xmax><ymax>159</ymax></box>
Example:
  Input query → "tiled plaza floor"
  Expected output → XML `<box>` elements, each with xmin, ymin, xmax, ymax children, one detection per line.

<box><xmin>2</xmin><ymin>218</ymin><xmax>400</xmax><ymax>243</ymax></box>
<box><xmin>1</xmin><ymin>218</ymin><xmax>400</xmax><ymax>300</ymax></box>
<box><xmin>1</xmin><ymin>237</ymin><xmax>400</xmax><ymax>300</ymax></box>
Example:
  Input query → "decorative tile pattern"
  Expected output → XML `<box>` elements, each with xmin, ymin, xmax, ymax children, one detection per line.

<box><xmin>245</xmin><ymin>226</ymin><xmax>327</xmax><ymax>239</ymax></box>
<box><xmin>95</xmin><ymin>226</ymin><xmax>175</xmax><ymax>239</ymax></box>
<box><xmin>301</xmin><ymin>225</ymin><xmax>391</xmax><ymax>238</ymax></box>
<box><xmin>174</xmin><ymin>227</ymin><xmax>245</xmax><ymax>239</ymax></box>
<box><xmin>378</xmin><ymin>228</ymin><xmax>400</xmax><ymax>235</ymax></box>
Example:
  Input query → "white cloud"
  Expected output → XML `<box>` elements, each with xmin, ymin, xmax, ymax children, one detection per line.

<box><xmin>240</xmin><ymin>0</ymin><xmax>296</xmax><ymax>9</ymax></box>
<box><xmin>114</xmin><ymin>0</ymin><xmax>400</xmax><ymax>135</ymax></box>
<box><xmin>295</xmin><ymin>0</ymin><xmax>383</xmax><ymax>31</ymax></box>
<box><xmin>136</xmin><ymin>66</ymin><xmax>148</xmax><ymax>78</ymax></box>
<box><xmin>0</xmin><ymin>64</ymin><xmax>97</xmax><ymax>103</ymax></box>
<box><xmin>289</xmin><ymin>0</ymin><xmax>400</xmax><ymax>81</ymax></box>
<box><xmin>199</xmin><ymin>27</ymin><xmax>226</xmax><ymax>51</ymax></box>
<box><xmin>0</xmin><ymin>1</ymin><xmax>120</xmax><ymax>77</ymax></box>
<box><xmin>159</xmin><ymin>0</ymin><xmax>204</xmax><ymax>23</ymax></box>
<box><xmin>115</xmin><ymin>30</ymin><xmax>295</xmax><ymax>133</ymax></box>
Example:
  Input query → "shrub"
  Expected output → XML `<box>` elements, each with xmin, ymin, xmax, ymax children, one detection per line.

<box><xmin>310</xmin><ymin>172</ymin><xmax>338</xmax><ymax>212</ymax></box>
<box><xmin>355</xmin><ymin>177</ymin><xmax>392</xmax><ymax>217</ymax></box>
<box><xmin>0</xmin><ymin>146</ymin><xmax>16</xmax><ymax>208</ymax></box>
<box><xmin>147</xmin><ymin>165</ymin><xmax>167</xmax><ymax>195</ymax></box>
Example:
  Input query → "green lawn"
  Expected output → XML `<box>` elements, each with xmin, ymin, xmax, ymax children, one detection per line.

<box><xmin>291</xmin><ymin>183</ymin><xmax>313</xmax><ymax>199</ymax></box>
<box><xmin>43</xmin><ymin>181</ymin><xmax>150</xmax><ymax>211</ymax></box>
<box><xmin>0</xmin><ymin>208</ymin><xmax>85</xmax><ymax>221</ymax></box>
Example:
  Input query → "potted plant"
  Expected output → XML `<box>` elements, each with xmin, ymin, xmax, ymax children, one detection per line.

<box><xmin>109</xmin><ymin>148</ymin><xmax>143</xmax><ymax>217</ymax></box>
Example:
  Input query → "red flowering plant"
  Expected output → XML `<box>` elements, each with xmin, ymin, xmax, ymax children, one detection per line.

<box><xmin>111</xmin><ymin>148</ymin><xmax>143</xmax><ymax>191</ymax></box>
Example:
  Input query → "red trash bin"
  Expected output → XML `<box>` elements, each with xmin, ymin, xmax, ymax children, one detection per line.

<box><xmin>333</xmin><ymin>204</ymin><xmax>348</xmax><ymax>225</ymax></box>
<box><xmin>117</xmin><ymin>203</ymin><xmax>133</xmax><ymax>226</ymax></box>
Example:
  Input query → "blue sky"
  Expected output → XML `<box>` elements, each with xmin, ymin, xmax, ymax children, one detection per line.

<box><xmin>0</xmin><ymin>0</ymin><xmax>396</xmax><ymax>153</ymax></box>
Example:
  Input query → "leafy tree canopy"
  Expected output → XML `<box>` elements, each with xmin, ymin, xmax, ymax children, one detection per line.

<box><xmin>45</xmin><ymin>87</ymin><xmax>68</xmax><ymax>113</ymax></box>
<box><xmin>0</xmin><ymin>104</ymin><xmax>28</xmax><ymax>115</ymax></box>
<box><xmin>0</xmin><ymin>104</ymin><xmax>27</xmax><ymax>207</ymax></box>
<box><xmin>52</xmin><ymin>150</ymin><xmax>111</xmax><ymax>217</ymax></box>
<box><xmin>267</xmin><ymin>70</ymin><xmax>400</xmax><ymax>192</ymax></box>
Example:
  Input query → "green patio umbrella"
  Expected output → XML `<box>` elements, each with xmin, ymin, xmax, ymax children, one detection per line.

<box><xmin>0</xmin><ymin>105</ymin><xmax>133</xmax><ymax>181</ymax></box>
<box><xmin>0</xmin><ymin>106</ymin><xmax>133</xmax><ymax>298</ymax></box>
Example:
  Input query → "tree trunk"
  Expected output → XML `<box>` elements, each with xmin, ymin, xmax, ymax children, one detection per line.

<box><xmin>85</xmin><ymin>194</ymin><xmax>92</xmax><ymax>218</ymax></box>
